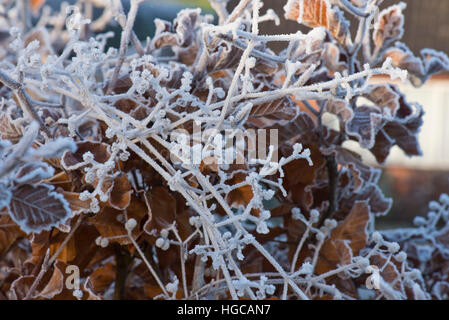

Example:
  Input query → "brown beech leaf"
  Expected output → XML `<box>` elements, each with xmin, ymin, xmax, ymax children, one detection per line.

<box><xmin>344</xmin><ymin>184</ymin><xmax>392</xmax><ymax>217</ymax></box>
<box><xmin>384</xmin><ymin>44</ymin><xmax>449</xmax><ymax>87</ymax></box>
<box><xmin>346</xmin><ymin>88</ymin><xmax>423</xmax><ymax>164</ymax></box>
<box><xmin>9</xmin><ymin>275</ymin><xmax>35</xmax><ymax>300</ymax></box>
<box><xmin>60</xmin><ymin>191</ymin><xmax>92</xmax><ymax>215</ymax></box>
<box><xmin>0</xmin><ymin>215</ymin><xmax>24</xmax><ymax>256</ymax></box>
<box><xmin>315</xmin><ymin>239</ymin><xmax>353</xmax><ymax>275</ymax></box>
<box><xmin>331</xmin><ymin>201</ymin><xmax>370</xmax><ymax>252</ymax></box>
<box><xmin>0</xmin><ymin>114</ymin><xmax>22</xmax><ymax>143</ymax></box>
<box><xmin>90</xmin><ymin>196</ymin><xmax>147</xmax><ymax>245</ymax></box>
<box><xmin>284</xmin><ymin>0</ymin><xmax>329</xmax><ymax>28</ymax></box>
<box><xmin>369</xmin><ymin>253</ymin><xmax>403</xmax><ymax>296</ymax></box>
<box><xmin>14</xmin><ymin>162</ymin><xmax>55</xmax><ymax>184</ymax></box>
<box><xmin>346</xmin><ymin>105</ymin><xmax>384</xmax><ymax>149</ymax></box>
<box><xmin>147</xmin><ymin>187</ymin><xmax>177</xmax><ymax>231</ymax></box>
<box><xmin>173</xmin><ymin>8</ymin><xmax>201</xmax><ymax>47</ymax></box>
<box><xmin>277</xmin><ymin>111</ymin><xmax>316</xmax><ymax>146</ymax></box>
<box><xmin>317</xmin><ymin>201</ymin><xmax>370</xmax><ymax>274</ymax></box>
<box><xmin>85</xmin><ymin>262</ymin><xmax>115</xmax><ymax>295</ymax></box>
<box><xmin>323</xmin><ymin>43</ymin><xmax>347</xmax><ymax>72</ymax></box>
<box><xmin>332</xmin><ymin>146</ymin><xmax>381</xmax><ymax>193</ymax></box>
<box><xmin>384</xmin><ymin>44</ymin><xmax>425</xmax><ymax>86</ymax></box>
<box><xmin>38</xmin><ymin>261</ymin><xmax>65</xmax><ymax>299</ymax></box>
<box><xmin>420</xmin><ymin>48</ymin><xmax>449</xmax><ymax>81</ymax></box>
<box><xmin>248</xmin><ymin>95</ymin><xmax>299</xmax><ymax>128</ymax></box>
<box><xmin>108</xmin><ymin>174</ymin><xmax>132</xmax><ymax>210</ymax></box>
<box><xmin>325</xmin><ymin>99</ymin><xmax>353</xmax><ymax>125</ymax></box>
<box><xmin>225</xmin><ymin>173</ymin><xmax>253</xmax><ymax>209</ymax></box>
<box><xmin>373</xmin><ymin>3</ymin><xmax>405</xmax><ymax>48</ymax></box>
<box><xmin>152</xmin><ymin>9</ymin><xmax>200</xmax><ymax>49</ymax></box>
<box><xmin>83</xmin><ymin>278</ymin><xmax>103</xmax><ymax>300</ymax></box>
<box><xmin>61</xmin><ymin>141</ymin><xmax>110</xmax><ymax>169</ymax></box>
<box><xmin>364</xmin><ymin>84</ymin><xmax>400</xmax><ymax>116</ymax></box>
<box><xmin>8</xmin><ymin>184</ymin><xmax>72</xmax><ymax>234</ymax></box>
<box><xmin>284</xmin><ymin>0</ymin><xmax>350</xmax><ymax>44</ymax></box>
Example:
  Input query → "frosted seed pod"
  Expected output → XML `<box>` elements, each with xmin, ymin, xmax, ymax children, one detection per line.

<box><xmin>256</xmin><ymin>222</ymin><xmax>269</xmax><ymax>234</ymax></box>
<box><xmin>119</xmin><ymin>152</ymin><xmax>130</xmax><ymax>161</ymax></box>
<box><xmin>79</xmin><ymin>191</ymin><xmax>90</xmax><ymax>201</ymax></box>
<box><xmin>429</xmin><ymin>201</ymin><xmax>440</xmax><ymax>211</ymax></box>
<box><xmin>266</xmin><ymin>285</ymin><xmax>275</xmax><ymax>295</ymax></box>
<box><xmin>73</xmin><ymin>289</ymin><xmax>83</xmax><ymax>300</ymax></box>
<box><xmin>10</xmin><ymin>27</ymin><xmax>20</xmax><ymax>37</ymax></box>
<box><xmin>310</xmin><ymin>209</ymin><xmax>320</xmax><ymax>223</ymax></box>
<box><xmin>260</xmin><ymin>210</ymin><xmax>271</xmax><ymax>220</ymax></box>
<box><xmin>291</xmin><ymin>207</ymin><xmax>301</xmax><ymax>217</ymax></box>
<box><xmin>188</xmin><ymin>216</ymin><xmax>201</xmax><ymax>228</ymax></box>
<box><xmin>408</xmin><ymin>269</ymin><xmax>421</xmax><ymax>280</ymax></box>
<box><xmin>156</xmin><ymin>238</ymin><xmax>170</xmax><ymax>250</ymax></box>
<box><xmin>316</xmin><ymin>231</ymin><xmax>325</xmax><ymax>242</ymax></box>
<box><xmin>100</xmin><ymin>238</ymin><xmax>109</xmax><ymax>248</ymax></box>
<box><xmin>155</xmin><ymin>237</ymin><xmax>165</xmax><ymax>248</ymax></box>
<box><xmin>82</xmin><ymin>151</ymin><xmax>94</xmax><ymax>162</ymax></box>
<box><xmin>166</xmin><ymin>282</ymin><xmax>177</xmax><ymax>293</ymax></box>
<box><xmin>439</xmin><ymin>193</ymin><xmax>449</xmax><ymax>204</ymax></box>
<box><xmin>413</xmin><ymin>216</ymin><xmax>427</xmax><ymax>226</ymax></box>
<box><xmin>299</xmin><ymin>262</ymin><xmax>313</xmax><ymax>275</ymax></box>
<box><xmin>125</xmin><ymin>218</ymin><xmax>137</xmax><ymax>232</ymax></box>
<box><xmin>84</xmin><ymin>170</ymin><xmax>95</xmax><ymax>184</ymax></box>
<box><xmin>324</xmin><ymin>219</ymin><xmax>337</xmax><ymax>229</ymax></box>
<box><xmin>372</xmin><ymin>232</ymin><xmax>383</xmax><ymax>243</ymax></box>
<box><xmin>160</xmin><ymin>229</ymin><xmax>169</xmax><ymax>238</ymax></box>
<box><xmin>215</xmin><ymin>88</ymin><xmax>225</xmax><ymax>99</ymax></box>
<box><xmin>223</xmin><ymin>231</ymin><xmax>232</xmax><ymax>239</ymax></box>
<box><xmin>427</xmin><ymin>211</ymin><xmax>437</xmax><ymax>221</ymax></box>
<box><xmin>395</xmin><ymin>252</ymin><xmax>407</xmax><ymax>262</ymax></box>
<box><xmin>91</xmin><ymin>203</ymin><xmax>100</xmax><ymax>213</ymax></box>
<box><xmin>387</xmin><ymin>242</ymin><xmax>400</xmax><ymax>254</ymax></box>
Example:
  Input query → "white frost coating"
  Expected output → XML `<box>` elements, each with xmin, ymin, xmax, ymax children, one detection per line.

<box><xmin>0</xmin><ymin>0</ymin><xmax>445</xmax><ymax>301</ymax></box>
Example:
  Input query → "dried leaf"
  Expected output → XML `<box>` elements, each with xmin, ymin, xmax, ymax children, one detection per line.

<box><xmin>90</xmin><ymin>196</ymin><xmax>147</xmax><ymax>245</ymax></box>
<box><xmin>14</xmin><ymin>162</ymin><xmax>55</xmax><ymax>185</ymax></box>
<box><xmin>284</xmin><ymin>0</ymin><xmax>350</xmax><ymax>44</ymax></box>
<box><xmin>0</xmin><ymin>215</ymin><xmax>24</xmax><ymax>256</ymax></box>
<box><xmin>373</xmin><ymin>3</ymin><xmax>405</xmax><ymax>48</ymax></box>
<box><xmin>61</xmin><ymin>191</ymin><xmax>92</xmax><ymax>215</ymax></box>
<box><xmin>0</xmin><ymin>114</ymin><xmax>22</xmax><ymax>144</ymax></box>
<box><xmin>8</xmin><ymin>184</ymin><xmax>72</xmax><ymax>234</ymax></box>
<box><xmin>316</xmin><ymin>201</ymin><xmax>370</xmax><ymax>274</ymax></box>
<box><xmin>62</xmin><ymin>141</ymin><xmax>110</xmax><ymax>169</ymax></box>
<box><xmin>385</xmin><ymin>44</ymin><xmax>449</xmax><ymax>87</ymax></box>
<box><xmin>147</xmin><ymin>187</ymin><xmax>176</xmax><ymax>231</ymax></box>
<box><xmin>108</xmin><ymin>174</ymin><xmax>132</xmax><ymax>210</ymax></box>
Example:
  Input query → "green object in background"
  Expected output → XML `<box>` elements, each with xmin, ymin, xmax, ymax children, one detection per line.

<box><xmin>166</xmin><ymin>0</ymin><xmax>212</xmax><ymax>9</ymax></box>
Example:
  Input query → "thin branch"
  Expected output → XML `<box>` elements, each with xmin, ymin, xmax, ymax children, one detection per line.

<box><xmin>0</xmin><ymin>69</ymin><xmax>50</xmax><ymax>135</ymax></box>
<box><xmin>107</xmin><ymin>0</ymin><xmax>143</xmax><ymax>94</ymax></box>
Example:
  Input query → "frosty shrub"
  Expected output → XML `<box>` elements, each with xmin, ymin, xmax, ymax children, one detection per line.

<box><xmin>0</xmin><ymin>0</ymin><xmax>448</xmax><ymax>300</ymax></box>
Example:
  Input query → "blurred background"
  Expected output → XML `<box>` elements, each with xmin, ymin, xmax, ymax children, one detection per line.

<box><xmin>45</xmin><ymin>0</ymin><xmax>449</xmax><ymax>227</ymax></box>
